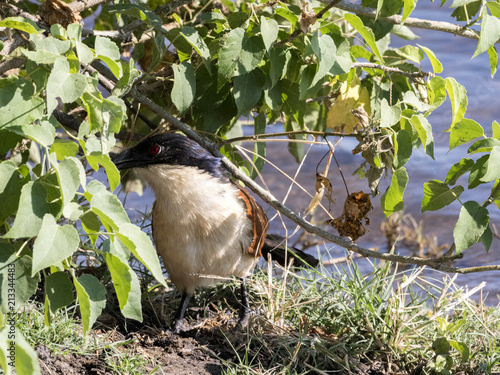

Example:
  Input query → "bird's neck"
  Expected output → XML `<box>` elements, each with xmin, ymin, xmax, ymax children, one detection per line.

<box><xmin>136</xmin><ymin>164</ymin><xmax>243</xmax><ymax>220</ymax></box>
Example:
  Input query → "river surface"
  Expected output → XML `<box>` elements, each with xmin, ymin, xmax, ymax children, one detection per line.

<box><xmin>112</xmin><ymin>2</ymin><xmax>500</xmax><ymax>305</ymax></box>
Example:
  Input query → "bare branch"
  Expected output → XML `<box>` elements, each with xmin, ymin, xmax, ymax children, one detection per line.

<box><xmin>332</xmin><ymin>0</ymin><xmax>483</xmax><ymax>42</ymax></box>
<box><xmin>0</xmin><ymin>58</ymin><xmax>25</xmax><ymax>76</ymax></box>
<box><xmin>352</xmin><ymin>62</ymin><xmax>433</xmax><ymax>79</ymax></box>
<box><xmin>220</xmin><ymin>130</ymin><xmax>359</xmax><ymax>146</ymax></box>
<box><xmin>68</xmin><ymin>0</ymin><xmax>111</xmax><ymax>13</ymax></box>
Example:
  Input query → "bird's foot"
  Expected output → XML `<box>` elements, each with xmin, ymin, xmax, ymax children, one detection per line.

<box><xmin>171</xmin><ymin>319</ymin><xmax>185</xmax><ymax>334</ymax></box>
<box><xmin>236</xmin><ymin>308</ymin><xmax>250</xmax><ymax>329</ymax></box>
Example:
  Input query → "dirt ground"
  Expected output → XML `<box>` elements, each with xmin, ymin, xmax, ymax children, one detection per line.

<box><xmin>37</xmin><ymin>325</ymin><xmax>234</xmax><ymax>374</ymax></box>
<box><xmin>36</xmin><ymin>317</ymin><xmax>245</xmax><ymax>375</ymax></box>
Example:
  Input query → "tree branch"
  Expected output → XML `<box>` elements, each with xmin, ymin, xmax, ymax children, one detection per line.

<box><xmin>332</xmin><ymin>0</ymin><xmax>484</xmax><ymax>42</ymax></box>
<box><xmin>68</xmin><ymin>0</ymin><xmax>110</xmax><ymax>13</ymax></box>
<box><xmin>352</xmin><ymin>62</ymin><xmax>433</xmax><ymax>79</ymax></box>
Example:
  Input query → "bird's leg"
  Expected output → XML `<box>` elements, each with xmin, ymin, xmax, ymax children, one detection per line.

<box><xmin>237</xmin><ymin>278</ymin><xmax>250</xmax><ymax>328</ymax></box>
<box><xmin>172</xmin><ymin>291</ymin><xmax>191</xmax><ymax>333</ymax></box>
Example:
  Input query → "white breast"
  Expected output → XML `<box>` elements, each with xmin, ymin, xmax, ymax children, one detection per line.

<box><xmin>136</xmin><ymin>165</ymin><xmax>258</xmax><ymax>294</ymax></box>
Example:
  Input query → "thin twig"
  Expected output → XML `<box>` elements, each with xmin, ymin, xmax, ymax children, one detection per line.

<box><xmin>220</xmin><ymin>130</ymin><xmax>358</xmax><ymax>146</ymax></box>
<box><xmin>352</xmin><ymin>62</ymin><xmax>433</xmax><ymax>79</ymax></box>
<box><xmin>68</xmin><ymin>0</ymin><xmax>110</xmax><ymax>13</ymax></box>
<box><xmin>332</xmin><ymin>0</ymin><xmax>485</xmax><ymax>43</ymax></box>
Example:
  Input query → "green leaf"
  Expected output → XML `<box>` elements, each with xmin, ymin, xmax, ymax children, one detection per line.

<box><xmin>90</xmin><ymin>189</ymin><xmax>130</xmax><ymax>231</ymax></box>
<box><xmin>310</xmin><ymin>32</ymin><xmax>337</xmax><ymax>87</ymax></box>
<box><xmin>45</xmin><ymin>272</ymin><xmax>74</xmax><ymax>313</ymax></box>
<box><xmin>238</xmin><ymin>36</ymin><xmax>266</xmax><ymax>76</ymax></box>
<box><xmin>0</xmin><ymin>17</ymin><xmax>43</xmax><ymax>34</ymax></box>
<box><xmin>487</xmin><ymin>45</ymin><xmax>497</xmax><ymax>78</ymax></box>
<box><xmin>51</xmin><ymin>154</ymin><xmax>86</xmax><ymax>209</ymax></box>
<box><xmin>50</xmin><ymin>139</ymin><xmax>79</xmax><ymax>160</ymax></box>
<box><xmin>428</xmin><ymin>76</ymin><xmax>447</xmax><ymax>109</ymax></box>
<box><xmin>453</xmin><ymin>201</ymin><xmax>489</xmax><ymax>255</ymax></box>
<box><xmin>445</xmin><ymin>77</ymin><xmax>468</xmax><ymax>131</ymax></box>
<box><xmin>418</xmin><ymin>44</ymin><xmax>443</xmax><ymax>74</ymax></box>
<box><xmin>481</xmin><ymin>146</ymin><xmax>500</xmax><ymax>182</ymax></box>
<box><xmin>3</xmin><ymin>181</ymin><xmax>62</xmax><ymax>239</ymax></box>
<box><xmin>410</xmin><ymin>114</ymin><xmax>434</xmax><ymax>159</ymax></box>
<box><xmin>0</xmin><ymin>242</ymin><xmax>40</xmax><ymax>314</ymax></box>
<box><xmin>115</xmin><ymin>223</ymin><xmax>167</xmax><ymax>287</ymax></box>
<box><xmin>468</xmin><ymin>154</ymin><xmax>489</xmax><ymax>189</ymax></box>
<box><xmin>180</xmin><ymin>27</ymin><xmax>212</xmax><ymax>73</ymax></box>
<box><xmin>432</xmin><ymin>337</ymin><xmax>451</xmax><ymax>355</ymax></box>
<box><xmin>22</xmin><ymin>34</ymin><xmax>71</xmax><ymax>64</ymax></box>
<box><xmin>171</xmin><ymin>61</ymin><xmax>196</xmax><ymax>115</ymax></box>
<box><xmin>492</xmin><ymin>180</ymin><xmax>500</xmax><ymax>209</ymax></box>
<box><xmin>449</xmin><ymin>340</ymin><xmax>470</xmax><ymax>362</ymax></box>
<box><xmin>218</xmin><ymin>28</ymin><xmax>245</xmax><ymax>88</ymax></box>
<box><xmin>381</xmin><ymin>168</ymin><xmax>408</xmax><ymax>217</ymax></box>
<box><xmin>104</xmin><ymin>252</ymin><xmax>142</xmax><ymax>321</ymax></box>
<box><xmin>105</xmin><ymin>4</ymin><xmax>163</xmax><ymax>29</ymax></box>
<box><xmin>113</xmin><ymin>58</ymin><xmax>140</xmax><ymax>97</ymax></box>
<box><xmin>76</xmin><ymin>41</ymin><xmax>94</xmax><ymax>65</ymax></box>
<box><xmin>402</xmin><ymin>0</ymin><xmax>416</xmax><ymax>22</ymax></box>
<box><xmin>80</xmin><ymin>211</ymin><xmax>101</xmax><ymax>246</ymax></box>
<box><xmin>80</xmin><ymin>92</ymin><xmax>125</xmax><ymax>152</ymax></box>
<box><xmin>445</xmin><ymin>158</ymin><xmax>474</xmax><ymax>185</ymax></box>
<box><xmin>31</xmin><ymin>214</ymin><xmax>80</xmax><ymax>276</ymax></box>
<box><xmin>449</xmin><ymin>118</ymin><xmax>484</xmax><ymax>150</ymax></box>
<box><xmin>421</xmin><ymin>180</ymin><xmax>464</xmax><ymax>212</ymax></box>
<box><xmin>487</xmin><ymin>1</ymin><xmax>500</xmax><ymax>17</ymax></box>
<box><xmin>95</xmin><ymin>36</ymin><xmax>120</xmax><ymax>61</ymax></box>
<box><xmin>380</xmin><ymin>98</ymin><xmax>402</xmax><ymax>127</ymax></box>
<box><xmin>493</xmin><ymin>120</ymin><xmax>500</xmax><ymax>140</ymax></box>
<box><xmin>74</xmin><ymin>274</ymin><xmax>106</xmax><ymax>335</ymax></box>
<box><xmin>269</xmin><ymin>46</ymin><xmax>289</xmax><ymax>87</ymax></box>
<box><xmin>86</xmin><ymin>153</ymin><xmax>121</xmax><ymax>192</ymax></box>
<box><xmin>251</xmin><ymin>112</ymin><xmax>267</xmax><ymax>180</ymax></box>
<box><xmin>274</xmin><ymin>4</ymin><xmax>299</xmax><ymax>27</ymax></box>
<box><xmin>481</xmin><ymin>225</ymin><xmax>493</xmax><ymax>252</ymax></box>
<box><xmin>260</xmin><ymin>16</ymin><xmax>279</xmax><ymax>53</ymax></box>
<box><xmin>228</xmin><ymin>12</ymin><xmax>249</xmax><ymax>29</ymax></box>
<box><xmin>394</xmin><ymin>129</ymin><xmax>412</xmax><ymax>169</ymax></box>
<box><xmin>46</xmin><ymin>58</ymin><xmax>88</xmax><ymax>114</ymax></box>
<box><xmin>233</xmin><ymin>71</ymin><xmax>263</xmax><ymax>116</ymax></box>
<box><xmin>7</xmin><ymin>119</ymin><xmax>56</xmax><ymax>148</ymax></box>
<box><xmin>344</xmin><ymin>13</ymin><xmax>384</xmax><ymax>63</ymax></box>
<box><xmin>0</xmin><ymin>161</ymin><xmax>30</xmax><ymax>223</ymax></box>
<box><xmin>398</xmin><ymin>45</ymin><xmax>424</xmax><ymax>62</ymax></box>
<box><xmin>0</xmin><ymin>79</ymin><xmax>45</xmax><ymax>129</ymax></box>
<box><xmin>467</xmin><ymin>137</ymin><xmax>500</xmax><ymax>154</ymax></box>
<box><xmin>0</xmin><ymin>328</ymin><xmax>41</xmax><ymax>375</ymax></box>
<box><xmin>62</xmin><ymin>202</ymin><xmax>86</xmax><ymax>221</ymax></box>
<box><xmin>217</xmin><ymin>29</ymin><xmax>266</xmax><ymax>86</ymax></box>
<box><xmin>473</xmin><ymin>11</ymin><xmax>500</xmax><ymax>58</ymax></box>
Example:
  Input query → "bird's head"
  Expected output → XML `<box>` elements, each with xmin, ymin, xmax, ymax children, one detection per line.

<box><xmin>111</xmin><ymin>133</ymin><xmax>226</xmax><ymax>179</ymax></box>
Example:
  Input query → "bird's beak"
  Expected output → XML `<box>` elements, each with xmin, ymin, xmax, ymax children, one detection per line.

<box><xmin>111</xmin><ymin>148</ymin><xmax>149</xmax><ymax>171</ymax></box>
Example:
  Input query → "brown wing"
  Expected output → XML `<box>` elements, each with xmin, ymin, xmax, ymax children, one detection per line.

<box><xmin>234</xmin><ymin>183</ymin><xmax>269</xmax><ymax>258</ymax></box>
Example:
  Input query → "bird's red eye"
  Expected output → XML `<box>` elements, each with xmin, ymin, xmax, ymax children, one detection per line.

<box><xmin>150</xmin><ymin>144</ymin><xmax>161</xmax><ymax>155</ymax></box>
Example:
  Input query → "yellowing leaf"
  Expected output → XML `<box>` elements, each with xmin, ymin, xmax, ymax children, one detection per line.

<box><xmin>327</xmin><ymin>78</ymin><xmax>371</xmax><ymax>133</ymax></box>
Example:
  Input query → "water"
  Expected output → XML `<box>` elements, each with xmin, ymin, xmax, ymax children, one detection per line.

<box><xmin>117</xmin><ymin>3</ymin><xmax>500</xmax><ymax>305</ymax></box>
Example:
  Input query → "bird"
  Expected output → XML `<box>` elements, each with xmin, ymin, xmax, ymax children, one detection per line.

<box><xmin>112</xmin><ymin>132</ymin><xmax>318</xmax><ymax>332</ymax></box>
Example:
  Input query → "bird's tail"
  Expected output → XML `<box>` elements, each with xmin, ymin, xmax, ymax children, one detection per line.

<box><xmin>261</xmin><ymin>234</ymin><xmax>319</xmax><ymax>268</ymax></box>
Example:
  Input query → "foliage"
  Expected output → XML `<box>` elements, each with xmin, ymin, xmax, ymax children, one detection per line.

<box><xmin>0</xmin><ymin>0</ymin><xmax>500</xmax><ymax>373</ymax></box>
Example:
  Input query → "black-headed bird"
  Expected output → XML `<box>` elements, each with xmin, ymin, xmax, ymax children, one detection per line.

<box><xmin>112</xmin><ymin>133</ymin><xmax>318</xmax><ymax>332</ymax></box>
